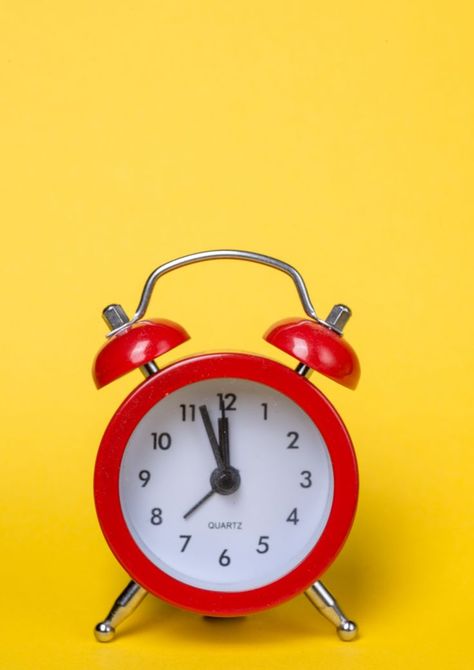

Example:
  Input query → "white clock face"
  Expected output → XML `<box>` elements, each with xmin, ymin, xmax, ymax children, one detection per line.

<box><xmin>119</xmin><ymin>377</ymin><xmax>334</xmax><ymax>592</ymax></box>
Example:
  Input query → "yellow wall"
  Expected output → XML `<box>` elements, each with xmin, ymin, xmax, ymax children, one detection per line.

<box><xmin>1</xmin><ymin>2</ymin><xmax>472</xmax><ymax>668</ymax></box>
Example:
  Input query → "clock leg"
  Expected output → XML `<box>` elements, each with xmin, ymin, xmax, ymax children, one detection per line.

<box><xmin>94</xmin><ymin>580</ymin><xmax>148</xmax><ymax>642</ymax></box>
<box><xmin>304</xmin><ymin>580</ymin><xmax>358</xmax><ymax>641</ymax></box>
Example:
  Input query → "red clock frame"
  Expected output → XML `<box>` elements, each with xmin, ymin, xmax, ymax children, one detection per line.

<box><xmin>94</xmin><ymin>353</ymin><xmax>358</xmax><ymax>617</ymax></box>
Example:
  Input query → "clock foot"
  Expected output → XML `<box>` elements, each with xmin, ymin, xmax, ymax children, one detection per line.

<box><xmin>94</xmin><ymin>580</ymin><xmax>148</xmax><ymax>642</ymax></box>
<box><xmin>304</xmin><ymin>580</ymin><xmax>358</xmax><ymax>641</ymax></box>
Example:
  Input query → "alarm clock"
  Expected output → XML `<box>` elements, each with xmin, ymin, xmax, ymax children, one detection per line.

<box><xmin>92</xmin><ymin>250</ymin><xmax>360</xmax><ymax>642</ymax></box>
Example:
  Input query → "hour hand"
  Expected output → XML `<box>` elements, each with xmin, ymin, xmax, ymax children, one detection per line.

<box><xmin>218</xmin><ymin>411</ymin><xmax>230</xmax><ymax>468</ymax></box>
<box><xmin>199</xmin><ymin>405</ymin><xmax>225</xmax><ymax>469</ymax></box>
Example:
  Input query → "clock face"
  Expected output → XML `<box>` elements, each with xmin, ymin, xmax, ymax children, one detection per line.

<box><xmin>95</xmin><ymin>353</ymin><xmax>358</xmax><ymax>615</ymax></box>
<box><xmin>119</xmin><ymin>378</ymin><xmax>334</xmax><ymax>592</ymax></box>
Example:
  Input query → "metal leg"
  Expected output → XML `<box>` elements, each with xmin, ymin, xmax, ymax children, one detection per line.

<box><xmin>305</xmin><ymin>580</ymin><xmax>358</xmax><ymax>641</ymax></box>
<box><xmin>94</xmin><ymin>580</ymin><xmax>148</xmax><ymax>642</ymax></box>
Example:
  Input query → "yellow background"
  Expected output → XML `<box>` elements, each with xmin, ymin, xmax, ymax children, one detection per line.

<box><xmin>1</xmin><ymin>2</ymin><xmax>473</xmax><ymax>668</ymax></box>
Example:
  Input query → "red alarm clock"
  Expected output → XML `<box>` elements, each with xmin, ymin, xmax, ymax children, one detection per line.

<box><xmin>92</xmin><ymin>250</ymin><xmax>360</xmax><ymax>642</ymax></box>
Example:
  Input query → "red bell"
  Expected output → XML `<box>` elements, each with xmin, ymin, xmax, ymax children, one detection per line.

<box><xmin>264</xmin><ymin>314</ymin><xmax>360</xmax><ymax>389</ymax></box>
<box><xmin>93</xmin><ymin>319</ymin><xmax>190</xmax><ymax>388</ymax></box>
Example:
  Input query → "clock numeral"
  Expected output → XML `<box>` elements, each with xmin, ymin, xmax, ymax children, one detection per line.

<box><xmin>218</xmin><ymin>549</ymin><xmax>231</xmax><ymax>566</ymax></box>
<box><xmin>256</xmin><ymin>535</ymin><xmax>270</xmax><ymax>554</ymax></box>
<box><xmin>286</xmin><ymin>507</ymin><xmax>299</xmax><ymax>525</ymax></box>
<box><xmin>287</xmin><ymin>431</ymin><xmax>299</xmax><ymax>449</ymax></box>
<box><xmin>138</xmin><ymin>470</ymin><xmax>151</xmax><ymax>487</ymax></box>
<box><xmin>150</xmin><ymin>507</ymin><xmax>163</xmax><ymax>525</ymax></box>
<box><xmin>300</xmin><ymin>470</ymin><xmax>312</xmax><ymax>488</ymax></box>
<box><xmin>179</xmin><ymin>534</ymin><xmax>192</xmax><ymax>552</ymax></box>
<box><xmin>152</xmin><ymin>432</ymin><xmax>172</xmax><ymax>450</ymax></box>
<box><xmin>179</xmin><ymin>404</ymin><xmax>196</xmax><ymax>421</ymax></box>
<box><xmin>261</xmin><ymin>402</ymin><xmax>268</xmax><ymax>420</ymax></box>
<box><xmin>217</xmin><ymin>393</ymin><xmax>237</xmax><ymax>411</ymax></box>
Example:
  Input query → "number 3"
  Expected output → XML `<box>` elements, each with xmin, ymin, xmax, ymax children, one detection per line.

<box><xmin>300</xmin><ymin>470</ymin><xmax>312</xmax><ymax>488</ymax></box>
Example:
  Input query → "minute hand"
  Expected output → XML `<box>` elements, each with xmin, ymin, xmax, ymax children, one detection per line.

<box><xmin>198</xmin><ymin>405</ymin><xmax>225</xmax><ymax>469</ymax></box>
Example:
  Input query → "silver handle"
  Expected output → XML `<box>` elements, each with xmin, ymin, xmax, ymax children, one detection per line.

<box><xmin>107</xmin><ymin>249</ymin><xmax>321</xmax><ymax>337</ymax></box>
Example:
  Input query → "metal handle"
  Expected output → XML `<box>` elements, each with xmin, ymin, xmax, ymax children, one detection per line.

<box><xmin>107</xmin><ymin>249</ymin><xmax>321</xmax><ymax>337</ymax></box>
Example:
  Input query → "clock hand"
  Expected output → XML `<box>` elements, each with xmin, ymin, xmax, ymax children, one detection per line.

<box><xmin>185</xmin><ymin>405</ymin><xmax>240</xmax><ymax>522</ymax></box>
<box><xmin>209</xmin><ymin>404</ymin><xmax>240</xmax><ymax>493</ymax></box>
<box><xmin>183</xmin><ymin>461</ymin><xmax>241</xmax><ymax>520</ymax></box>
<box><xmin>183</xmin><ymin>489</ymin><xmax>215</xmax><ymax>520</ymax></box>
<box><xmin>218</xmin><ymin>409</ymin><xmax>230</xmax><ymax>468</ymax></box>
<box><xmin>184</xmin><ymin>411</ymin><xmax>240</xmax><ymax>520</ymax></box>
<box><xmin>217</xmin><ymin>408</ymin><xmax>241</xmax><ymax>493</ymax></box>
<box><xmin>199</xmin><ymin>405</ymin><xmax>225</xmax><ymax>469</ymax></box>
